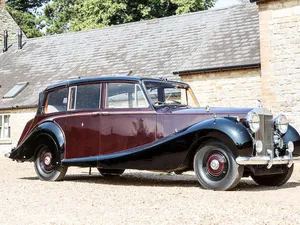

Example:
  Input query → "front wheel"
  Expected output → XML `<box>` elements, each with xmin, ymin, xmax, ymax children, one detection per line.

<box><xmin>251</xmin><ymin>165</ymin><xmax>294</xmax><ymax>186</ymax></box>
<box><xmin>97</xmin><ymin>168</ymin><xmax>125</xmax><ymax>176</ymax></box>
<box><xmin>194</xmin><ymin>141</ymin><xmax>244</xmax><ymax>191</ymax></box>
<box><xmin>34</xmin><ymin>144</ymin><xmax>68</xmax><ymax>181</ymax></box>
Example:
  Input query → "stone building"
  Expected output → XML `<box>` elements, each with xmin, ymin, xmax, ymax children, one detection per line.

<box><xmin>177</xmin><ymin>0</ymin><xmax>300</xmax><ymax>131</ymax></box>
<box><xmin>0</xmin><ymin>0</ymin><xmax>299</xmax><ymax>155</ymax></box>
<box><xmin>0</xmin><ymin>0</ymin><xmax>23</xmax><ymax>48</ymax></box>
<box><xmin>0</xmin><ymin>2</ymin><xmax>260</xmax><ymax>154</ymax></box>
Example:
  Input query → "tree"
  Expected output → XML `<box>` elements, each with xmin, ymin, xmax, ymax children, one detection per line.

<box><xmin>5</xmin><ymin>0</ymin><xmax>50</xmax><ymax>38</ymax></box>
<box><xmin>43</xmin><ymin>0</ymin><xmax>216</xmax><ymax>34</ymax></box>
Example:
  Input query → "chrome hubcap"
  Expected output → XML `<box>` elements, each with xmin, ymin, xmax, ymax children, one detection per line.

<box><xmin>44</xmin><ymin>156</ymin><xmax>51</xmax><ymax>166</ymax></box>
<box><xmin>206</xmin><ymin>153</ymin><xmax>227</xmax><ymax>178</ymax></box>
<box><xmin>210</xmin><ymin>159</ymin><xmax>220</xmax><ymax>170</ymax></box>
<box><xmin>41</xmin><ymin>151</ymin><xmax>53</xmax><ymax>170</ymax></box>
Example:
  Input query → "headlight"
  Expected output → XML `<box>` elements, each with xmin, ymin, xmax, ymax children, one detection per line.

<box><xmin>274</xmin><ymin>114</ymin><xmax>289</xmax><ymax>134</ymax></box>
<box><xmin>246</xmin><ymin>111</ymin><xmax>260</xmax><ymax>133</ymax></box>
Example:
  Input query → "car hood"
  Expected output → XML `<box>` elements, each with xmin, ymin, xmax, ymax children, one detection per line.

<box><xmin>165</xmin><ymin>107</ymin><xmax>253</xmax><ymax>118</ymax></box>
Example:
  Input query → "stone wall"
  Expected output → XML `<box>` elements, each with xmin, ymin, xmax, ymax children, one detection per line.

<box><xmin>0</xmin><ymin>108</ymin><xmax>36</xmax><ymax>155</ymax></box>
<box><xmin>181</xmin><ymin>68</ymin><xmax>262</xmax><ymax>108</ymax></box>
<box><xmin>257</xmin><ymin>0</ymin><xmax>300</xmax><ymax>130</ymax></box>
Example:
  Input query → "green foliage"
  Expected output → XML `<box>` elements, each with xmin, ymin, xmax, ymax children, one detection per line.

<box><xmin>6</xmin><ymin>6</ymin><xmax>42</xmax><ymax>38</ymax></box>
<box><xmin>43</xmin><ymin>0</ymin><xmax>216</xmax><ymax>34</ymax></box>
<box><xmin>6</xmin><ymin>0</ymin><xmax>48</xmax><ymax>11</ymax></box>
<box><xmin>5</xmin><ymin>0</ymin><xmax>215</xmax><ymax>37</ymax></box>
<box><xmin>5</xmin><ymin>0</ymin><xmax>50</xmax><ymax>38</ymax></box>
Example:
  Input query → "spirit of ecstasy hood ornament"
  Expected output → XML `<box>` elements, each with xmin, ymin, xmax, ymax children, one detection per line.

<box><xmin>258</xmin><ymin>99</ymin><xmax>262</xmax><ymax>108</ymax></box>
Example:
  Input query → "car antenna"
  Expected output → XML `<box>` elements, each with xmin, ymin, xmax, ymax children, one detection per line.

<box><xmin>127</xmin><ymin>70</ymin><xmax>133</xmax><ymax>76</ymax></box>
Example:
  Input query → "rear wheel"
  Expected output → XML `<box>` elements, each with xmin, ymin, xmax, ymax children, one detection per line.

<box><xmin>251</xmin><ymin>165</ymin><xmax>294</xmax><ymax>186</ymax></box>
<box><xmin>97</xmin><ymin>168</ymin><xmax>125</xmax><ymax>176</ymax></box>
<box><xmin>34</xmin><ymin>144</ymin><xmax>67</xmax><ymax>181</ymax></box>
<box><xmin>194</xmin><ymin>141</ymin><xmax>243</xmax><ymax>191</ymax></box>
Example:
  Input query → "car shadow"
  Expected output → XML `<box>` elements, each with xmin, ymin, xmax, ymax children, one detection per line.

<box><xmin>20</xmin><ymin>172</ymin><xmax>300</xmax><ymax>190</ymax></box>
<box><xmin>65</xmin><ymin>172</ymin><xmax>200</xmax><ymax>187</ymax></box>
<box><xmin>20</xmin><ymin>172</ymin><xmax>199</xmax><ymax>187</ymax></box>
<box><xmin>233</xmin><ymin>180</ymin><xmax>300</xmax><ymax>192</ymax></box>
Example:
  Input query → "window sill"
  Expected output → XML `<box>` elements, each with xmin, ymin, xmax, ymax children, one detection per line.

<box><xmin>0</xmin><ymin>139</ymin><xmax>12</xmax><ymax>144</ymax></box>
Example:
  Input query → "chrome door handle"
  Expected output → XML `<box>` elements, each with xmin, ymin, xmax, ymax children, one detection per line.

<box><xmin>101</xmin><ymin>112</ymin><xmax>110</xmax><ymax>116</ymax></box>
<box><xmin>91</xmin><ymin>112</ymin><xmax>100</xmax><ymax>117</ymax></box>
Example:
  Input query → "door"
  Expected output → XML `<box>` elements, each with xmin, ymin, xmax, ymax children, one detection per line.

<box><xmin>100</xmin><ymin>82</ymin><xmax>156</xmax><ymax>155</ymax></box>
<box><xmin>65</xmin><ymin>83</ymin><xmax>102</xmax><ymax>159</ymax></box>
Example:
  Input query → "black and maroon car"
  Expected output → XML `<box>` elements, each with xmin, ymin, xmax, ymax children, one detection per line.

<box><xmin>5</xmin><ymin>76</ymin><xmax>300</xmax><ymax>190</ymax></box>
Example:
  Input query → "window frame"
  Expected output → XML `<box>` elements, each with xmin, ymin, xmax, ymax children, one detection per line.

<box><xmin>143</xmin><ymin>80</ymin><xmax>200</xmax><ymax>108</ymax></box>
<box><xmin>43</xmin><ymin>87</ymin><xmax>69</xmax><ymax>115</ymax></box>
<box><xmin>103</xmin><ymin>81</ymin><xmax>151</xmax><ymax>110</ymax></box>
<box><xmin>0</xmin><ymin>114</ymin><xmax>11</xmax><ymax>140</ymax></box>
<box><xmin>67</xmin><ymin>83</ymin><xmax>102</xmax><ymax>112</ymax></box>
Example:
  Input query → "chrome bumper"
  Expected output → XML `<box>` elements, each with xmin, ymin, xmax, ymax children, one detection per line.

<box><xmin>236</xmin><ymin>151</ymin><xmax>300</xmax><ymax>169</ymax></box>
<box><xmin>4</xmin><ymin>152</ymin><xmax>11</xmax><ymax>158</ymax></box>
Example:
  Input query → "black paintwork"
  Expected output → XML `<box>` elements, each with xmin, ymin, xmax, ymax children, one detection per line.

<box><xmin>45</xmin><ymin>76</ymin><xmax>188</xmax><ymax>91</ymax></box>
<box><xmin>283</xmin><ymin>125</ymin><xmax>300</xmax><ymax>156</ymax></box>
<box><xmin>36</xmin><ymin>92</ymin><xmax>46</xmax><ymax>115</ymax></box>
<box><xmin>9</xmin><ymin>122</ymin><xmax>65</xmax><ymax>162</ymax></box>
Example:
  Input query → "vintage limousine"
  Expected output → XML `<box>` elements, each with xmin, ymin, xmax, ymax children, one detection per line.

<box><xmin>5</xmin><ymin>76</ymin><xmax>300</xmax><ymax>190</ymax></box>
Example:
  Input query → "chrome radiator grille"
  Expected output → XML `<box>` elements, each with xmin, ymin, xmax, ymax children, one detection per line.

<box><xmin>255</xmin><ymin>114</ymin><xmax>274</xmax><ymax>155</ymax></box>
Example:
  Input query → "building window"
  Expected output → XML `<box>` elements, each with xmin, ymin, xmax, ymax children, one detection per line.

<box><xmin>3</xmin><ymin>82</ymin><xmax>29</xmax><ymax>99</ymax></box>
<box><xmin>0</xmin><ymin>115</ymin><xmax>11</xmax><ymax>139</ymax></box>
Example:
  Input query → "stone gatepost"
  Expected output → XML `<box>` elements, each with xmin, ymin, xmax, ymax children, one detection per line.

<box><xmin>252</xmin><ymin>0</ymin><xmax>300</xmax><ymax>130</ymax></box>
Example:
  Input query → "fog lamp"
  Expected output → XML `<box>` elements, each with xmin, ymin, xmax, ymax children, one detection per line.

<box><xmin>255</xmin><ymin>140</ymin><xmax>263</xmax><ymax>154</ymax></box>
<box><xmin>287</xmin><ymin>141</ymin><xmax>294</xmax><ymax>153</ymax></box>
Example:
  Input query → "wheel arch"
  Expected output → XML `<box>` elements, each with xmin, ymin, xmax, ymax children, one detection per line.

<box><xmin>181</xmin><ymin>118</ymin><xmax>253</xmax><ymax>169</ymax></box>
<box><xmin>283</xmin><ymin>124</ymin><xmax>300</xmax><ymax>156</ymax></box>
<box><xmin>10</xmin><ymin>121</ymin><xmax>66</xmax><ymax>163</ymax></box>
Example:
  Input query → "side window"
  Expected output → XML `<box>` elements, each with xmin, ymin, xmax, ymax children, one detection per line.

<box><xmin>68</xmin><ymin>84</ymin><xmax>100</xmax><ymax>110</ymax></box>
<box><xmin>46</xmin><ymin>88</ymin><xmax>68</xmax><ymax>114</ymax></box>
<box><xmin>106</xmin><ymin>83</ymin><xmax>149</xmax><ymax>108</ymax></box>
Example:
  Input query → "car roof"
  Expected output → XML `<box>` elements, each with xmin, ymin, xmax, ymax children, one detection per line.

<box><xmin>45</xmin><ymin>76</ymin><xmax>189</xmax><ymax>91</ymax></box>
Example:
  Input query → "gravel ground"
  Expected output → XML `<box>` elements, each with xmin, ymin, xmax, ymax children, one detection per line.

<box><xmin>1</xmin><ymin>158</ymin><xmax>300</xmax><ymax>225</ymax></box>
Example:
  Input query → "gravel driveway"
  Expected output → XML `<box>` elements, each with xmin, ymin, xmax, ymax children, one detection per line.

<box><xmin>1</xmin><ymin>158</ymin><xmax>300</xmax><ymax>225</ymax></box>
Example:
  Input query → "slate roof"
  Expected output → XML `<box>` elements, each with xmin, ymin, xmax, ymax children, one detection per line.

<box><xmin>0</xmin><ymin>8</ymin><xmax>24</xmax><ymax>48</ymax></box>
<box><xmin>0</xmin><ymin>2</ymin><xmax>259</xmax><ymax>109</ymax></box>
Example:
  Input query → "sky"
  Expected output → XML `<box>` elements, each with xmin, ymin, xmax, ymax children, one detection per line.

<box><xmin>214</xmin><ymin>0</ymin><xmax>240</xmax><ymax>9</ymax></box>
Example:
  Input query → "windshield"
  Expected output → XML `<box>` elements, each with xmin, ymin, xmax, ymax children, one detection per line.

<box><xmin>143</xmin><ymin>81</ymin><xmax>199</xmax><ymax>108</ymax></box>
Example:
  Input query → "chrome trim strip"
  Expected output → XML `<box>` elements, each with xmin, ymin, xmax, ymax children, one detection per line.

<box><xmin>236</xmin><ymin>155</ymin><xmax>300</xmax><ymax>166</ymax></box>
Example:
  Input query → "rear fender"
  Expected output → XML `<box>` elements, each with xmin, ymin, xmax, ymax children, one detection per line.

<box><xmin>9</xmin><ymin>122</ymin><xmax>65</xmax><ymax>163</ymax></box>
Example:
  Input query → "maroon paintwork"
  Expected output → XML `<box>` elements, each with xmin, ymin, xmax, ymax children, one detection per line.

<box><xmin>17</xmin><ymin>78</ymin><xmax>251</xmax><ymax>161</ymax></box>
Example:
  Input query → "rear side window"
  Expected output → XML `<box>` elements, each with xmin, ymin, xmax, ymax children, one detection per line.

<box><xmin>68</xmin><ymin>84</ymin><xmax>101</xmax><ymax>110</ymax></box>
<box><xmin>106</xmin><ymin>83</ymin><xmax>149</xmax><ymax>108</ymax></box>
<box><xmin>46</xmin><ymin>88</ymin><xmax>68</xmax><ymax>114</ymax></box>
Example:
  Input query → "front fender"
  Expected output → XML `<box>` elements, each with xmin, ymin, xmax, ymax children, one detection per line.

<box><xmin>189</xmin><ymin>118</ymin><xmax>252</xmax><ymax>150</ymax></box>
<box><xmin>179</xmin><ymin>117</ymin><xmax>253</xmax><ymax>169</ymax></box>
<box><xmin>283</xmin><ymin>125</ymin><xmax>300</xmax><ymax>156</ymax></box>
<box><xmin>9</xmin><ymin>122</ymin><xmax>65</xmax><ymax>162</ymax></box>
